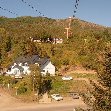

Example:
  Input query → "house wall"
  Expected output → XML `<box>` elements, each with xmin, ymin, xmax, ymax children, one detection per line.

<box><xmin>11</xmin><ymin>68</ymin><xmax>21</xmax><ymax>75</ymax></box>
<box><xmin>6</xmin><ymin>62</ymin><xmax>31</xmax><ymax>75</ymax></box>
<box><xmin>6</xmin><ymin>59</ymin><xmax>55</xmax><ymax>76</ymax></box>
<box><xmin>22</xmin><ymin>66</ymin><xmax>31</xmax><ymax>74</ymax></box>
<box><xmin>41</xmin><ymin>62</ymin><xmax>55</xmax><ymax>76</ymax></box>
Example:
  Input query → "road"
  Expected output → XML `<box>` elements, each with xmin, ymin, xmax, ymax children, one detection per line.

<box><xmin>6</xmin><ymin>102</ymin><xmax>86</xmax><ymax>111</ymax></box>
<box><xmin>9</xmin><ymin>104</ymin><xmax>75</xmax><ymax>111</ymax></box>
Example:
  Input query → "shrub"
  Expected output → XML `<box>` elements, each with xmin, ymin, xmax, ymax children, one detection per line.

<box><xmin>17</xmin><ymin>86</ymin><xmax>27</xmax><ymax>94</ymax></box>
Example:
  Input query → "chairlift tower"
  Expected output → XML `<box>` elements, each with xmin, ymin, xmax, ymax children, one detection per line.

<box><xmin>64</xmin><ymin>17</ymin><xmax>72</xmax><ymax>39</ymax></box>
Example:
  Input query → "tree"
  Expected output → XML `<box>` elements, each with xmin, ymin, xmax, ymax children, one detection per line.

<box><xmin>5</xmin><ymin>36</ymin><xmax>12</xmax><ymax>52</ymax></box>
<box><xmin>0</xmin><ymin>48</ymin><xmax>2</xmax><ymax>61</ymax></box>
<box><xmin>92</xmin><ymin>48</ymin><xmax>111</xmax><ymax>111</ymax></box>
<box><xmin>102</xmin><ymin>29</ymin><xmax>111</xmax><ymax>41</ymax></box>
<box><xmin>30</xmin><ymin>64</ymin><xmax>42</xmax><ymax>94</ymax></box>
<box><xmin>41</xmin><ymin>73</ymin><xmax>53</xmax><ymax>94</ymax></box>
<box><xmin>24</xmin><ymin>40</ymin><xmax>38</xmax><ymax>56</ymax></box>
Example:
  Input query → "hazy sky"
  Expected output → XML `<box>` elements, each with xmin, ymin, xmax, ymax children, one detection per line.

<box><xmin>0</xmin><ymin>0</ymin><xmax>111</xmax><ymax>27</ymax></box>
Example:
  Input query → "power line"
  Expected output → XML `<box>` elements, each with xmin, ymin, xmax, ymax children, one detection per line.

<box><xmin>0</xmin><ymin>6</ymin><xmax>18</xmax><ymax>16</ymax></box>
<box><xmin>21</xmin><ymin>0</ymin><xmax>45</xmax><ymax>17</ymax></box>
<box><xmin>73</xmin><ymin>0</ymin><xmax>80</xmax><ymax>17</ymax></box>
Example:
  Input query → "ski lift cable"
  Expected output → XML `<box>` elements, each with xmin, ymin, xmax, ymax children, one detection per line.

<box><xmin>73</xmin><ymin>0</ymin><xmax>80</xmax><ymax>17</ymax></box>
<box><xmin>0</xmin><ymin>6</ymin><xmax>18</xmax><ymax>16</ymax></box>
<box><xmin>0</xmin><ymin>0</ymin><xmax>18</xmax><ymax>16</ymax></box>
<box><xmin>21</xmin><ymin>0</ymin><xmax>45</xmax><ymax>17</ymax></box>
<box><xmin>21</xmin><ymin>0</ymin><xmax>48</xmax><ymax>31</ymax></box>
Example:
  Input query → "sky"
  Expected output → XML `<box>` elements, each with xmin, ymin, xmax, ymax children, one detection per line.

<box><xmin>0</xmin><ymin>0</ymin><xmax>111</xmax><ymax>27</ymax></box>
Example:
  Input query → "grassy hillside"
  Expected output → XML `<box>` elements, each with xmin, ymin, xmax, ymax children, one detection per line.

<box><xmin>0</xmin><ymin>16</ymin><xmax>111</xmax><ymax>71</ymax></box>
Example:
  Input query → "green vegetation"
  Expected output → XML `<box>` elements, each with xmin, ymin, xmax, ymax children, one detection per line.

<box><xmin>0</xmin><ymin>75</ymin><xmax>12</xmax><ymax>85</ymax></box>
<box><xmin>0</xmin><ymin>16</ymin><xmax>111</xmax><ymax>109</ymax></box>
<box><xmin>92</xmin><ymin>48</ymin><xmax>111</xmax><ymax>111</ymax></box>
<box><xmin>70</xmin><ymin>73</ymin><xmax>97</xmax><ymax>79</ymax></box>
<box><xmin>0</xmin><ymin>16</ymin><xmax>111</xmax><ymax>70</ymax></box>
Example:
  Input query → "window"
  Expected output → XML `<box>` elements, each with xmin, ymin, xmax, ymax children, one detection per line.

<box><xmin>42</xmin><ymin>70</ymin><xmax>45</xmax><ymax>72</ymax></box>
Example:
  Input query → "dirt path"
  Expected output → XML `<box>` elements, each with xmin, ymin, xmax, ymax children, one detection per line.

<box><xmin>59</xmin><ymin>66</ymin><xmax>97</xmax><ymax>75</ymax></box>
<box><xmin>0</xmin><ymin>87</ymin><xmax>86</xmax><ymax>111</ymax></box>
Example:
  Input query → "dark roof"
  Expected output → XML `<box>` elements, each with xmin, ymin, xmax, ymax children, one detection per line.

<box><xmin>12</xmin><ymin>65</ymin><xmax>24</xmax><ymax>71</ymax></box>
<box><xmin>37</xmin><ymin>57</ymin><xmax>50</xmax><ymax>69</ymax></box>
<box><xmin>15</xmin><ymin>55</ymin><xmax>40</xmax><ymax>64</ymax></box>
<box><xmin>13</xmin><ymin>55</ymin><xmax>50</xmax><ymax>68</ymax></box>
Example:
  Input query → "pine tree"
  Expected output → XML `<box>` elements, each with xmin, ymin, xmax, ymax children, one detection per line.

<box><xmin>92</xmin><ymin>48</ymin><xmax>111</xmax><ymax>111</ymax></box>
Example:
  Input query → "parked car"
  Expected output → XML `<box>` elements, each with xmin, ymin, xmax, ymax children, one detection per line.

<box><xmin>70</xmin><ymin>93</ymin><xmax>79</xmax><ymax>99</ymax></box>
<box><xmin>51</xmin><ymin>94</ymin><xmax>63</xmax><ymax>101</ymax></box>
<box><xmin>62</xmin><ymin>76</ymin><xmax>73</xmax><ymax>80</ymax></box>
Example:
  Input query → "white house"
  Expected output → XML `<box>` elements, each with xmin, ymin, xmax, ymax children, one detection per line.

<box><xmin>6</xmin><ymin>63</ymin><xmax>31</xmax><ymax>76</ymax></box>
<box><xmin>53</xmin><ymin>38</ymin><xmax>63</xmax><ymax>44</ymax></box>
<box><xmin>6</xmin><ymin>55</ymin><xmax>55</xmax><ymax>76</ymax></box>
<box><xmin>41</xmin><ymin>60</ymin><xmax>55</xmax><ymax>76</ymax></box>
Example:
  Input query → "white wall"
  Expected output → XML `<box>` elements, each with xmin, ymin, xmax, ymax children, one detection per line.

<box><xmin>41</xmin><ymin>62</ymin><xmax>55</xmax><ymax>76</ymax></box>
<box><xmin>22</xmin><ymin>66</ymin><xmax>30</xmax><ymax>74</ymax></box>
<box><xmin>11</xmin><ymin>68</ymin><xmax>21</xmax><ymax>75</ymax></box>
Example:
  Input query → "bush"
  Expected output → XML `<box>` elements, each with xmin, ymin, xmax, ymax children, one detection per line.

<box><xmin>17</xmin><ymin>86</ymin><xmax>27</xmax><ymax>94</ymax></box>
<box><xmin>0</xmin><ymin>76</ymin><xmax>3</xmax><ymax>84</ymax></box>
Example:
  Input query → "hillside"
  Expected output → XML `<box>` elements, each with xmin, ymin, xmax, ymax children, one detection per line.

<box><xmin>0</xmin><ymin>16</ymin><xmax>111</xmax><ymax>70</ymax></box>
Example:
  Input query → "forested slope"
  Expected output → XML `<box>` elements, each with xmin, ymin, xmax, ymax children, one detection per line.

<box><xmin>0</xmin><ymin>16</ymin><xmax>111</xmax><ymax>70</ymax></box>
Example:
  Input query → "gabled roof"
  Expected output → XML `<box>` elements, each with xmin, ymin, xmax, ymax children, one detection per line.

<box><xmin>12</xmin><ymin>65</ymin><xmax>24</xmax><ymax>72</ymax></box>
<box><xmin>37</xmin><ymin>57</ymin><xmax>50</xmax><ymax>69</ymax></box>
<box><xmin>13</xmin><ymin>55</ymin><xmax>50</xmax><ymax>68</ymax></box>
<box><xmin>15</xmin><ymin>55</ymin><xmax>40</xmax><ymax>64</ymax></box>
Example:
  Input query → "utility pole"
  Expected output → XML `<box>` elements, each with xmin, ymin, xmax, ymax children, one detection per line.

<box><xmin>15</xmin><ymin>87</ymin><xmax>18</xmax><ymax>95</ymax></box>
<box><xmin>33</xmin><ymin>74</ymin><xmax>35</xmax><ymax>93</ymax></box>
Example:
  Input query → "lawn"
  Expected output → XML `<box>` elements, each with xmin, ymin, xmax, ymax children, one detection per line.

<box><xmin>50</xmin><ymin>75</ymin><xmax>90</xmax><ymax>96</ymax></box>
<box><xmin>70</xmin><ymin>73</ymin><xmax>97</xmax><ymax>80</ymax></box>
